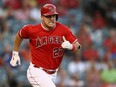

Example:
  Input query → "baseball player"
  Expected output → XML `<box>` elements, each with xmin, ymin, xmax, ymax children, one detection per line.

<box><xmin>10</xmin><ymin>4</ymin><xmax>81</xmax><ymax>87</ymax></box>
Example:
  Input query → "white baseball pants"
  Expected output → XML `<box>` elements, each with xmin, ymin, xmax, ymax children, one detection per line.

<box><xmin>27</xmin><ymin>63</ymin><xmax>57</xmax><ymax>87</ymax></box>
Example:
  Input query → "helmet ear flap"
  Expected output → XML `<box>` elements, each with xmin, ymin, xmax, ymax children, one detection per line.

<box><xmin>56</xmin><ymin>14</ymin><xmax>58</xmax><ymax>21</ymax></box>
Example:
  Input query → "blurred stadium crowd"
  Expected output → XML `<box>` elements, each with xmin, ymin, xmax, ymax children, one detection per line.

<box><xmin>0</xmin><ymin>0</ymin><xmax>116</xmax><ymax>87</ymax></box>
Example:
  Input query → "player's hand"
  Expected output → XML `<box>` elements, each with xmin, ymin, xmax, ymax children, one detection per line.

<box><xmin>10</xmin><ymin>51</ymin><xmax>21</xmax><ymax>66</ymax></box>
<box><xmin>61</xmin><ymin>36</ymin><xmax>73</xmax><ymax>50</ymax></box>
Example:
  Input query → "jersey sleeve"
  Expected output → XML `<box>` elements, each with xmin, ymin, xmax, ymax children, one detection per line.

<box><xmin>65</xmin><ymin>27</ymin><xmax>78</xmax><ymax>44</ymax></box>
<box><xmin>18</xmin><ymin>24</ymin><xmax>31</xmax><ymax>39</ymax></box>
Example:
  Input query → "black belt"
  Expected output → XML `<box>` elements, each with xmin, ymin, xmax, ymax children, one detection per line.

<box><xmin>34</xmin><ymin>65</ymin><xmax>56</xmax><ymax>74</ymax></box>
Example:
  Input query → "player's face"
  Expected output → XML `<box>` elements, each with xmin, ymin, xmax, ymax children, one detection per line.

<box><xmin>41</xmin><ymin>14</ymin><xmax>56</xmax><ymax>30</ymax></box>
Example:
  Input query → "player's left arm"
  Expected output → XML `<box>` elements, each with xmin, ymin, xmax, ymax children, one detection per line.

<box><xmin>61</xmin><ymin>36</ymin><xmax>81</xmax><ymax>52</ymax></box>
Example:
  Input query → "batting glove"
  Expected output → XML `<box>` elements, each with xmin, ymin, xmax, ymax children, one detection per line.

<box><xmin>61</xmin><ymin>36</ymin><xmax>73</xmax><ymax>50</ymax></box>
<box><xmin>10</xmin><ymin>51</ymin><xmax>21</xmax><ymax>66</ymax></box>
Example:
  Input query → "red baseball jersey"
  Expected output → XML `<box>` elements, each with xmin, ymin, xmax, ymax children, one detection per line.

<box><xmin>18</xmin><ymin>22</ymin><xmax>77</xmax><ymax>69</ymax></box>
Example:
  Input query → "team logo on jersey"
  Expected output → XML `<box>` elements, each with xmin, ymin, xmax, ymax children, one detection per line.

<box><xmin>36</xmin><ymin>36</ymin><xmax>63</xmax><ymax>48</ymax></box>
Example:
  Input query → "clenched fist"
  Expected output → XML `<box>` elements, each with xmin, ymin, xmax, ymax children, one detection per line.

<box><xmin>10</xmin><ymin>51</ymin><xmax>21</xmax><ymax>66</ymax></box>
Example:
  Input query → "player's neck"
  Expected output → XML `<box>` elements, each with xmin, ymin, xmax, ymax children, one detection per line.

<box><xmin>41</xmin><ymin>22</ymin><xmax>55</xmax><ymax>31</ymax></box>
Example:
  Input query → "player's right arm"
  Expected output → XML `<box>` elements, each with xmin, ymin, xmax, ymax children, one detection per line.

<box><xmin>14</xmin><ymin>33</ymin><xmax>23</xmax><ymax>51</ymax></box>
<box><xmin>10</xmin><ymin>33</ymin><xmax>23</xmax><ymax>66</ymax></box>
<box><xmin>10</xmin><ymin>24</ymin><xmax>31</xmax><ymax>67</ymax></box>
<box><xmin>10</xmin><ymin>24</ymin><xmax>32</xmax><ymax>66</ymax></box>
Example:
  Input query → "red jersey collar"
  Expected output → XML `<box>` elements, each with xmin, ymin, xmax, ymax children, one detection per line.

<box><xmin>41</xmin><ymin>22</ymin><xmax>56</xmax><ymax>31</ymax></box>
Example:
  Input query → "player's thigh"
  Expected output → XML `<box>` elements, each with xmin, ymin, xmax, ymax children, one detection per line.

<box><xmin>27</xmin><ymin>67</ymin><xmax>56</xmax><ymax>87</ymax></box>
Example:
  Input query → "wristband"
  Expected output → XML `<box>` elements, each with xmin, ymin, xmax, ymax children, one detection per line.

<box><xmin>13</xmin><ymin>51</ymin><xmax>19</xmax><ymax>55</ymax></box>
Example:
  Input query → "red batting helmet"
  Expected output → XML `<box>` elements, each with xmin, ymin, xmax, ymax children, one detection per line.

<box><xmin>41</xmin><ymin>4</ymin><xmax>58</xmax><ymax>20</ymax></box>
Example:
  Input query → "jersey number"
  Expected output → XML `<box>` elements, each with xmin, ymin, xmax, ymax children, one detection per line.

<box><xmin>53</xmin><ymin>47</ymin><xmax>64</xmax><ymax>58</ymax></box>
